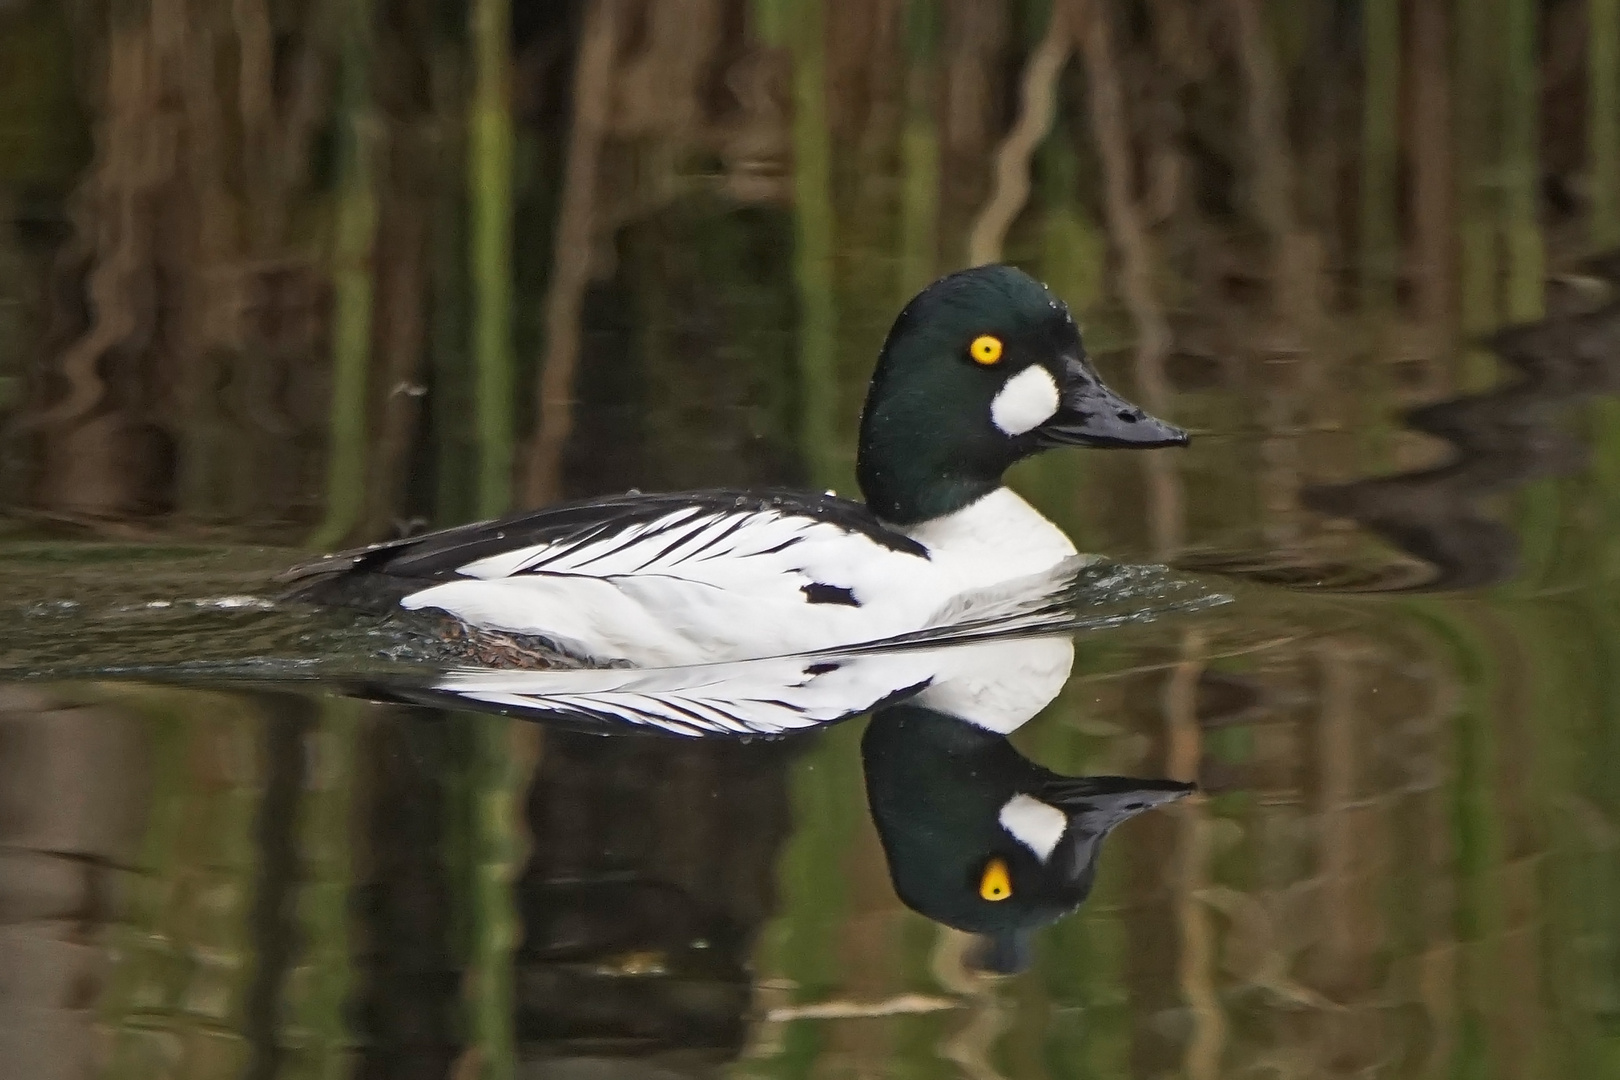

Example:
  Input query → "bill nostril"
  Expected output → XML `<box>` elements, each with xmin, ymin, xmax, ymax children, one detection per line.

<box><xmin>1116</xmin><ymin>410</ymin><xmax>1138</xmax><ymax>423</ymax></box>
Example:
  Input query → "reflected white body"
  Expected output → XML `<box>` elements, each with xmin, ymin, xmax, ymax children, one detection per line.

<box><xmin>428</xmin><ymin>629</ymin><xmax>1075</xmax><ymax>737</ymax></box>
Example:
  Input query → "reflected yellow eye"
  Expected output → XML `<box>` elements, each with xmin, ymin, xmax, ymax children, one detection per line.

<box><xmin>979</xmin><ymin>857</ymin><xmax>1012</xmax><ymax>901</ymax></box>
<box><xmin>969</xmin><ymin>335</ymin><xmax>1004</xmax><ymax>365</ymax></box>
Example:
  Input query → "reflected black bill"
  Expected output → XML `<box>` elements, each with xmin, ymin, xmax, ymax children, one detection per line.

<box><xmin>1045</xmin><ymin>775</ymin><xmax>1198</xmax><ymax>815</ymax></box>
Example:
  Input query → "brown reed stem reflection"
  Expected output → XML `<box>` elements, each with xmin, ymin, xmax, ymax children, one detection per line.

<box><xmin>965</xmin><ymin>0</ymin><xmax>1070</xmax><ymax>269</ymax></box>
<box><xmin>1076</xmin><ymin>0</ymin><xmax>1180</xmax><ymax>560</ymax></box>
<box><xmin>523</xmin><ymin>0</ymin><xmax>619</xmax><ymax>508</ymax></box>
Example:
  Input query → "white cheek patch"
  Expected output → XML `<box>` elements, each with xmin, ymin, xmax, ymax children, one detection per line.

<box><xmin>998</xmin><ymin>794</ymin><xmax>1068</xmax><ymax>862</ymax></box>
<box><xmin>990</xmin><ymin>366</ymin><xmax>1061</xmax><ymax>436</ymax></box>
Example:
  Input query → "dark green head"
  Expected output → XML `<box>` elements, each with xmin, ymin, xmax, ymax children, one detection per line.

<box><xmin>857</xmin><ymin>265</ymin><xmax>1187</xmax><ymax>524</ymax></box>
<box><xmin>863</xmin><ymin>705</ymin><xmax>1194</xmax><ymax>974</ymax></box>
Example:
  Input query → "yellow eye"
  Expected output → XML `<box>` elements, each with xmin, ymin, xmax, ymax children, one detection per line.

<box><xmin>969</xmin><ymin>335</ymin><xmax>1004</xmax><ymax>365</ymax></box>
<box><xmin>979</xmin><ymin>857</ymin><xmax>1012</xmax><ymax>901</ymax></box>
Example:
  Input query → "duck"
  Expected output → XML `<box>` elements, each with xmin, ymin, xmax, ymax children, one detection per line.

<box><xmin>281</xmin><ymin>264</ymin><xmax>1187</xmax><ymax>667</ymax></box>
<box><xmin>862</xmin><ymin>702</ymin><xmax>1193</xmax><ymax>973</ymax></box>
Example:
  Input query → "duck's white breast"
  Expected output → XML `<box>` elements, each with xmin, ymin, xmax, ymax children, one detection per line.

<box><xmin>900</xmin><ymin>487</ymin><xmax>1080</xmax><ymax>590</ymax></box>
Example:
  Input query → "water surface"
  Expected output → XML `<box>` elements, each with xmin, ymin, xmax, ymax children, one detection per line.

<box><xmin>4</xmin><ymin>2</ymin><xmax>1620</xmax><ymax>1079</ymax></box>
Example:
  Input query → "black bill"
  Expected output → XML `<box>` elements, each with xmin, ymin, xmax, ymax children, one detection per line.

<box><xmin>1034</xmin><ymin>356</ymin><xmax>1189</xmax><ymax>449</ymax></box>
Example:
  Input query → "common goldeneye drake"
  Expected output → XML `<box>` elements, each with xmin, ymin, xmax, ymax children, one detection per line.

<box><xmin>282</xmin><ymin>265</ymin><xmax>1187</xmax><ymax>666</ymax></box>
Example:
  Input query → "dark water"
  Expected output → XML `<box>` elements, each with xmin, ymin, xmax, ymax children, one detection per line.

<box><xmin>6</xmin><ymin>1</ymin><xmax>1620</xmax><ymax>1078</ymax></box>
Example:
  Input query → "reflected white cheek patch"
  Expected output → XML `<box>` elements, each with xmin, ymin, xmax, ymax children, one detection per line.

<box><xmin>990</xmin><ymin>366</ymin><xmax>1061</xmax><ymax>436</ymax></box>
<box><xmin>998</xmin><ymin>794</ymin><xmax>1068</xmax><ymax>861</ymax></box>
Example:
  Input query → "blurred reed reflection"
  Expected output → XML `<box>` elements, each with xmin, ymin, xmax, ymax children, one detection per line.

<box><xmin>4</xmin><ymin>0</ymin><xmax>1620</xmax><ymax>1079</ymax></box>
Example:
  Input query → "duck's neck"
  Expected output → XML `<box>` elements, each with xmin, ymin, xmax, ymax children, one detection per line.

<box><xmin>896</xmin><ymin>487</ymin><xmax>1079</xmax><ymax>571</ymax></box>
<box><xmin>856</xmin><ymin>437</ymin><xmax>1001</xmax><ymax>525</ymax></box>
<box><xmin>861</xmin><ymin>473</ymin><xmax>1000</xmax><ymax>525</ymax></box>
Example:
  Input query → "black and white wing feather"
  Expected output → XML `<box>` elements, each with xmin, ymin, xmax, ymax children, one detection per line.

<box><xmin>366</xmin><ymin>650</ymin><xmax>941</xmax><ymax>736</ymax></box>
<box><xmin>281</xmin><ymin>489</ymin><xmax>943</xmax><ymax>667</ymax></box>
<box><xmin>281</xmin><ymin>488</ymin><xmax>925</xmax><ymax>603</ymax></box>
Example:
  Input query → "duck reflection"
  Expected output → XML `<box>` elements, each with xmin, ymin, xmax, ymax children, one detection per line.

<box><xmin>360</xmin><ymin>611</ymin><xmax>1194</xmax><ymax>977</ymax></box>
<box><xmin>379</xmin><ymin>631</ymin><xmax>1077</xmax><ymax>737</ymax></box>
<box><xmin>864</xmin><ymin>704</ymin><xmax>1192</xmax><ymax>974</ymax></box>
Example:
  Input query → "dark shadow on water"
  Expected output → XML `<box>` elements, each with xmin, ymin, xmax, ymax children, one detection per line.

<box><xmin>1301</xmin><ymin>258</ymin><xmax>1620</xmax><ymax>590</ymax></box>
<box><xmin>1177</xmin><ymin>255</ymin><xmax>1620</xmax><ymax>592</ymax></box>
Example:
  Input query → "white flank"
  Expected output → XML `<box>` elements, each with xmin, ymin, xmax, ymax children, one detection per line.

<box><xmin>989</xmin><ymin>365</ymin><xmax>1060</xmax><ymax>436</ymax></box>
<box><xmin>998</xmin><ymin>794</ymin><xmax>1069</xmax><ymax>862</ymax></box>
<box><xmin>397</xmin><ymin>505</ymin><xmax>945</xmax><ymax>665</ymax></box>
<box><xmin>398</xmin><ymin>488</ymin><xmax>1084</xmax><ymax>667</ymax></box>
